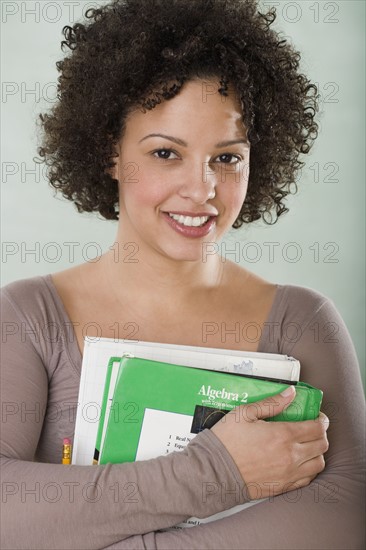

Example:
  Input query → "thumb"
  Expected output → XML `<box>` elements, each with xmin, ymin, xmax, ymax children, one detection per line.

<box><xmin>243</xmin><ymin>385</ymin><xmax>296</xmax><ymax>421</ymax></box>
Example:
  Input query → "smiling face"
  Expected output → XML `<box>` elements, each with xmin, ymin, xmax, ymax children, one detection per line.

<box><xmin>113</xmin><ymin>78</ymin><xmax>250</xmax><ymax>262</ymax></box>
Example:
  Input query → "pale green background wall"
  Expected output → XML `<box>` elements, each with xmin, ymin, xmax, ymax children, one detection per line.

<box><xmin>1</xmin><ymin>1</ymin><xmax>365</xmax><ymax>385</ymax></box>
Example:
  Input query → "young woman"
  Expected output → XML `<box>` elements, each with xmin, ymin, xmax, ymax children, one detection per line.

<box><xmin>1</xmin><ymin>1</ymin><xmax>364</xmax><ymax>549</ymax></box>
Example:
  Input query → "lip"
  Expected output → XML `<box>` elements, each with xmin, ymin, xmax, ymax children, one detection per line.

<box><xmin>161</xmin><ymin>212</ymin><xmax>217</xmax><ymax>239</ymax></box>
<box><xmin>163</xmin><ymin>210</ymin><xmax>218</xmax><ymax>217</ymax></box>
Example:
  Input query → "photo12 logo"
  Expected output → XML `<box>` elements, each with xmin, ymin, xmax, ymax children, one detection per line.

<box><xmin>1</xmin><ymin>2</ymin><xmax>101</xmax><ymax>24</ymax></box>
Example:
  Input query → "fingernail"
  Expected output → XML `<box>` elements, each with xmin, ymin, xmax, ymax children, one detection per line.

<box><xmin>322</xmin><ymin>415</ymin><xmax>330</xmax><ymax>427</ymax></box>
<box><xmin>280</xmin><ymin>386</ymin><xmax>295</xmax><ymax>397</ymax></box>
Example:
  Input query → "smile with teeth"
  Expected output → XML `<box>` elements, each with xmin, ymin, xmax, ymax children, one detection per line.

<box><xmin>168</xmin><ymin>213</ymin><xmax>210</xmax><ymax>227</ymax></box>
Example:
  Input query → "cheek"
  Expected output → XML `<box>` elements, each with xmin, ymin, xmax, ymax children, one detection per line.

<box><xmin>219</xmin><ymin>178</ymin><xmax>248</xmax><ymax>212</ymax></box>
<box><xmin>119</xmin><ymin>168</ymin><xmax>170</xmax><ymax>209</ymax></box>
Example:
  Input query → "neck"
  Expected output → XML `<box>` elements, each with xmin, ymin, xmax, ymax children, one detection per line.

<box><xmin>100</xmin><ymin>235</ymin><xmax>225</xmax><ymax>305</ymax></box>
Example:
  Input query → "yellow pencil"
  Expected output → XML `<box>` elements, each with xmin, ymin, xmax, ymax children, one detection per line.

<box><xmin>62</xmin><ymin>438</ymin><xmax>72</xmax><ymax>464</ymax></box>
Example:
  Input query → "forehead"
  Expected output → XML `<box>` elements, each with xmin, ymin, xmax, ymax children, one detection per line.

<box><xmin>123</xmin><ymin>79</ymin><xmax>246</xmax><ymax>138</ymax></box>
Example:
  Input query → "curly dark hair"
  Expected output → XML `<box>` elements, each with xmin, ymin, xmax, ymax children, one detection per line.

<box><xmin>37</xmin><ymin>0</ymin><xmax>319</xmax><ymax>227</ymax></box>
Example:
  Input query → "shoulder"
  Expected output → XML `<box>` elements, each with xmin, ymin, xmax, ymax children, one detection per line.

<box><xmin>273</xmin><ymin>282</ymin><xmax>342</xmax><ymax>337</ymax></box>
<box><xmin>271</xmin><ymin>283</ymin><xmax>356</xmax><ymax>356</ymax></box>
<box><xmin>226</xmin><ymin>261</ymin><xmax>332</xmax><ymax>319</ymax></box>
<box><xmin>1</xmin><ymin>274</ymin><xmax>82</xmax><ymax>375</ymax></box>
<box><xmin>2</xmin><ymin>274</ymin><xmax>50</xmax><ymax>299</ymax></box>
<box><xmin>276</xmin><ymin>283</ymin><xmax>332</xmax><ymax>319</ymax></box>
<box><xmin>1</xmin><ymin>274</ymin><xmax>65</xmax><ymax>327</ymax></box>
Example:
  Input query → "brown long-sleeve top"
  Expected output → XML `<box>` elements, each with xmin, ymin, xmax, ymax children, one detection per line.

<box><xmin>1</xmin><ymin>274</ymin><xmax>365</xmax><ymax>549</ymax></box>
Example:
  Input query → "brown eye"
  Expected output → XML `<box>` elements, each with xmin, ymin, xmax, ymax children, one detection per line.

<box><xmin>152</xmin><ymin>148</ymin><xmax>179</xmax><ymax>160</ymax></box>
<box><xmin>216</xmin><ymin>153</ymin><xmax>241</xmax><ymax>164</ymax></box>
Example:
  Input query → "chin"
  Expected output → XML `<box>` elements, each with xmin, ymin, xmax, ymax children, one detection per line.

<box><xmin>159</xmin><ymin>243</ymin><xmax>208</xmax><ymax>263</ymax></box>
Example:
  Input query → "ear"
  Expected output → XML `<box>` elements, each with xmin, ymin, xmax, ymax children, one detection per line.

<box><xmin>106</xmin><ymin>139</ymin><xmax>121</xmax><ymax>181</ymax></box>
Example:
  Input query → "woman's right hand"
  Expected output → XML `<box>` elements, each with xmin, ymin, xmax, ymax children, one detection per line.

<box><xmin>211</xmin><ymin>386</ymin><xmax>330</xmax><ymax>500</ymax></box>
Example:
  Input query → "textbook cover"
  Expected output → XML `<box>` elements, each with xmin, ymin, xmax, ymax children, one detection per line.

<box><xmin>95</xmin><ymin>355</ymin><xmax>323</xmax><ymax>465</ymax></box>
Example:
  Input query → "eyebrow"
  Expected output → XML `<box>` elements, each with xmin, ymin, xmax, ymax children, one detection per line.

<box><xmin>138</xmin><ymin>133</ymin><xmax>249</xmax><ymax>147</ymax></box>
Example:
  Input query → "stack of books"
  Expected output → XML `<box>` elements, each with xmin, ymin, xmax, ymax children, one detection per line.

<box><xmin>72</xmin><ymin>338</ymin><xmax>322</xmax><ymax>529</ymax></box>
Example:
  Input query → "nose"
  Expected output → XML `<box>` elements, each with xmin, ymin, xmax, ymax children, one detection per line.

<box><xmin>178</xmin><ymin>161</ymin><xmax>217</xmax><ymax>204</ymax></box>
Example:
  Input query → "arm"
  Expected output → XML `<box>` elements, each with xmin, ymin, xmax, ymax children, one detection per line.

<box><xmin>0</xmin><ymin>290</ymin><xmax>248</xmax><ymax>550</ymax></box>
<box><xmin>116</xmin><ymin>296</ymin><xmax>365</xmax><ymax>550</ymax></box>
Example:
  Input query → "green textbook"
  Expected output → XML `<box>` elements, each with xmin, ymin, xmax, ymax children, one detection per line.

<box><xmin>94</xmin><ymin>355</ymin><xmax>323</xmax><ymax>466</ymax></box>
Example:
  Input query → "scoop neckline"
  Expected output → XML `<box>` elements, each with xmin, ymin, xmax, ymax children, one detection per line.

<box><xmin>41</xmin><ymin>272</ymin><xmax>286</xmax><ymax>369</ymax></box>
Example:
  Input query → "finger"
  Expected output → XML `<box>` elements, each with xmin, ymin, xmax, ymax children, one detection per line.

<box><xmin>269</xmin><ymin>476</ymin><xmax>315</xmax><ymax>498</ymax></box>
<box><xmin>287</xmin><ymin>416</ymin><xmax>330</xmax><ymax>443</ymax></box>
<box><xmin>243</xmin><ymin>386</ymin><xmax>296</xmax><ymax>421</ymax></box>
<box><xmin>298</xmin><ymin>454</ymin><xmax>326</xmax><ymax>477</ymax></box>
<box><xmin>299</xmin><ymin>437</ymin><xmax>329</xmax><ymax>462</ymax></box>
<box><xmin>278</xmin><ymin>476</ymin><xmax>315</xmax><ymax>493</ymax></box>
<box><xmin>318</xmin><ymin>412</ymin><xmax>330</xmax><ymax>429</ymax></box>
